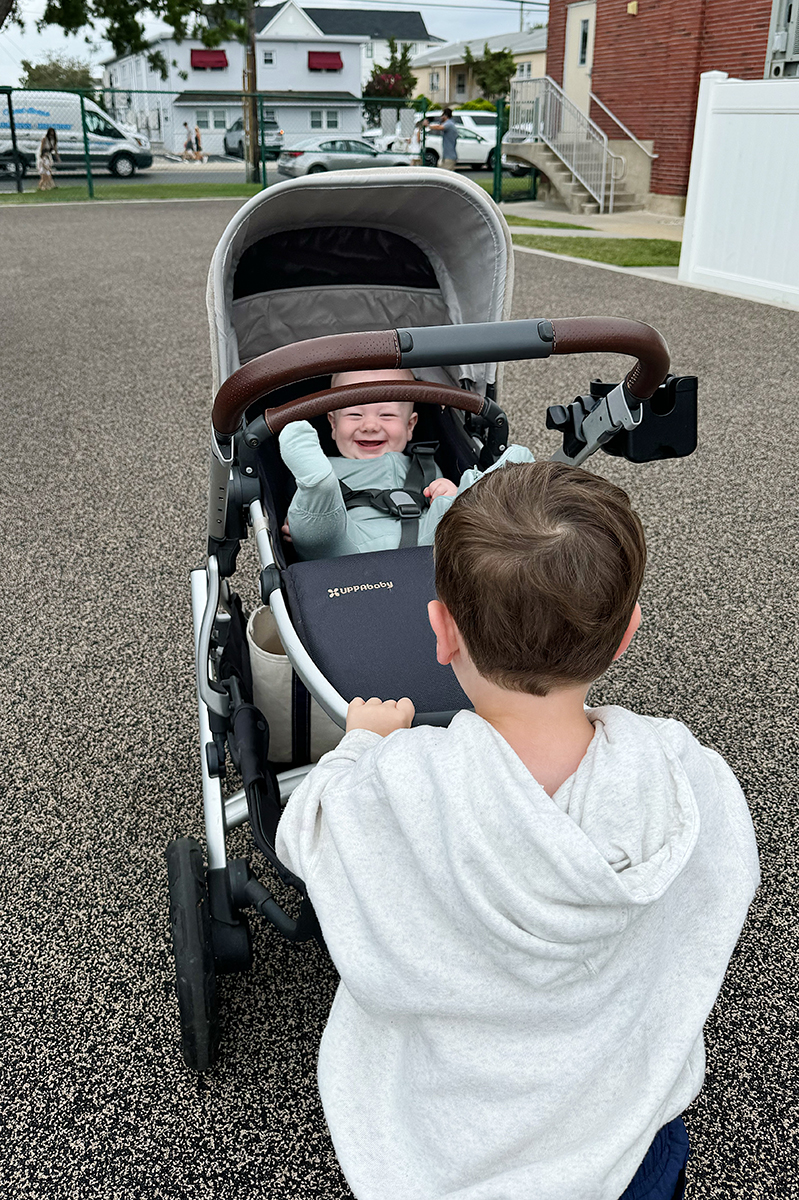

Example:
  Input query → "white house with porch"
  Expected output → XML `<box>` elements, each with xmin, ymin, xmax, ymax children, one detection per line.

<box><xmin>102</xmin><ymin>3</ymin><xmax>441</xmax><ymax>153</ymax></box>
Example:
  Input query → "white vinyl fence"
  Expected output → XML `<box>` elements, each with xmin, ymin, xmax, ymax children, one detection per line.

<box><xmin>679</xmin><ymin>71</ymin><xmax>799</xmax><ymax>308</ymax></box>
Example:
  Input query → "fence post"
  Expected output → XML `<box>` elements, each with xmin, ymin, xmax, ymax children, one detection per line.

<box><xmin>257</xmin><ymin>94</ymin><xmax>267</xmax><ymax>189</ymax></box>
<box><xmin>79</xmin><ymin>92</ymin><xmax>94</xmax><ymax>199</ymax></box>
<box><xmin>419</xmin><ymin>96</ymin><xmax>428</xmax><ymax>166</ymax></box>
<box><xmin>493</xmin><ymin>97</ymin><xmax>505</xmax><ymax>202</ymax></box>
<box><xmin>1</xmin><ymin>89</ymin><xmax>24</xmax><ymax>194</ymax></box>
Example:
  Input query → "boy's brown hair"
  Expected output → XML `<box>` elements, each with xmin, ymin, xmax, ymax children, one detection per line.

<box><xmin>434</xmin><ymin>461</ymin><xmax>646</xmax><ymax>695</ymax></box>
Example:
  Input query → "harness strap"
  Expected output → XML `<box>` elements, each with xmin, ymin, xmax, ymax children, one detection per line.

<box><xmin>339</xmin><ymin>442</ymin><xmax>440</xmax><ymax>549</ymax></box>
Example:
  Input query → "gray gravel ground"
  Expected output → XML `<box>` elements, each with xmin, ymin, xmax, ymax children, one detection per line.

<box><xmin>1</xmin><ymin>201</ymin><xmax>796</xmax><ymax>1200</ymax></box>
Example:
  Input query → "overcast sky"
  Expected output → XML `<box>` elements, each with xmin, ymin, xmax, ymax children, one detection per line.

<box><xmin>1</xmin><ymin>0</ymin><xmax>549</xmax><ymax>85</ymax></box>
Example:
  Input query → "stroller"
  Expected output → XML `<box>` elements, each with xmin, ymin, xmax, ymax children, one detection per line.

<box><xmin>167</xmin><ymin>168</ymin><xmax>698</xmax><ymax>1071</ymax></box>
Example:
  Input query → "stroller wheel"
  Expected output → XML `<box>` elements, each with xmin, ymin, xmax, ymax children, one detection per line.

<box><xmin>166</xmin><ymin>837</ymin><xmax>220</xmax><ymax>1072</ymax></box>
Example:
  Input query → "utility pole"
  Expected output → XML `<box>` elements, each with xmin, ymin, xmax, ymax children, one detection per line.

<box><xmin>243</xmin><ymin>0</ymin><xmax>260</xmax><ymax>183</ymax></box>
<box><xmin>519</xmin><ymin>1</ymin><xmax>524</xmax><ymax>32</ymax></box>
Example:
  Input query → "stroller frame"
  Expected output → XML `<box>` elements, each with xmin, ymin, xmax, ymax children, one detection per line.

<box><xmin>169</xmin><ymin>172</ymin><xmax>698</xmax><ymax>1073</ymax></box>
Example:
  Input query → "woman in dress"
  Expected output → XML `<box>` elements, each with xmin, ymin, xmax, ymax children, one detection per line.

<box><xmin>37</xmin><ymin>127</ymin><xmax>59</xmax><ymax>191</ymax></box>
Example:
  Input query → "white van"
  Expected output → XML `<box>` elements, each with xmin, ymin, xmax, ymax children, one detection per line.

<box><xmin>0</xmin><ymin>91</ymin><xmax>152</xmax><ymax>179</ymax></box>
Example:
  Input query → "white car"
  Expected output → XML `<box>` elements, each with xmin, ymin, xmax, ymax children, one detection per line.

<box><xmin>418</xmin><ymin>125</ymin><xmax>497</xmax><ymax>171</ymax></box>
<box><xmin>426</xmin><ymin>110</ymin><xmax>498</xmax><ymax>136</ymax></box>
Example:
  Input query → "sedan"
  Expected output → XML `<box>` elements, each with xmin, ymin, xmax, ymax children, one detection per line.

<box><xmin>418</xmin><ymin>126</ymin><xmax>497</xmax><ymax>171</ymax></box>
<box><xmin>277</xmin><ymin>136</ymin><xmax>411</xmax><ymax>177</ymax></box>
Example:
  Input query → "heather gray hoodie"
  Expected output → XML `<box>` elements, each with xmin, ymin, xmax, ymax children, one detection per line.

<box><xmin>276</xmin><ymin>705</ymin><xmax>759</xmax><ymax>1200</ymax></box>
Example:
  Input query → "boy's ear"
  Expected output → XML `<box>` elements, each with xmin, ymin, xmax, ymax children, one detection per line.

<box><xmin>427</xmin><ymin>599</ymin><xmax>459</xmax><ymax>666</ymax></box>
<box><xmin>613</xmin><ymin>601</ymin><xmax>642</xmax><ymax>661</ymax></box>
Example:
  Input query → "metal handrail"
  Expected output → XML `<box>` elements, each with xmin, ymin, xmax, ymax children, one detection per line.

<box><xmin>589</xmin><ymin>91</ymin><xmax>658</xmax><ymax>160</ymax></box>
<box><xmin>506</xmin><ymin>76</ymin><xmax>625</xmax><ymax>213</ymax></box>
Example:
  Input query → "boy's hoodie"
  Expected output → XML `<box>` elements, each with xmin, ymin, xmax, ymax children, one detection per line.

<box><xmin>276</xmin><ymin>705</ymin><xmax>760</xmax><ymax>1200</ymax></box>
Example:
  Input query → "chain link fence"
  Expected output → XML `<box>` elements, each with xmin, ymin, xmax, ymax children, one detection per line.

<box><xmin>1</xmin><ymin>86</ymin><xmax>536</xmax><ymax>204</ymax></box>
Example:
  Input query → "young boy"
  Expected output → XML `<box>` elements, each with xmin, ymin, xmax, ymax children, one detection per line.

<box><xmin>279</xmin><ymin>367</ymin><xmax>532</xmax><ymax>560</ymax></box>
<box><xmin>276</xmin><ymin>461</ymin><xmax>760</xmax><ymax>1200</ymax></box>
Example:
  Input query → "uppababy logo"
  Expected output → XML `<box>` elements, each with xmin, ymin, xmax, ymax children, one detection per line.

<box><xmin>327</xmin><ymin>581</ymin><xmax>394</xmax><ymax>598</ymax></box>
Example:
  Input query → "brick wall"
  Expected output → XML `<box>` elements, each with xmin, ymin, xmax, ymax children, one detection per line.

<box><xmin>546</xmin><ymin>0</ymin><xmax>773</xmax><ymax>197</ymax></box>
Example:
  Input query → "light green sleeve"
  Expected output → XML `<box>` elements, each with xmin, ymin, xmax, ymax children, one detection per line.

<box><xmin>279</xmin><ymin>421</ymin><xmax>359</xmax><ymax>559</ymax></box>
<box><xmin>418</xmin><ymin>444</ymin><xmax>536</xmax><ymax>545</ymax></box>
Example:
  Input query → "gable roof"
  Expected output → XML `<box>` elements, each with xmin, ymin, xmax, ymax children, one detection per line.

<box><xmin>412</xmin><ymin>27</ymin><xmax>547</xmax><ymax>67</ymax></box>
<box><xmin>255</xmin><ymin>5</ymin><xmax>440</xmax><ymax>41</ymax></box>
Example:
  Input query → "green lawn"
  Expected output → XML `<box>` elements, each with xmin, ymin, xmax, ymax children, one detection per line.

<box><xmin>503</xmin><ymin>216</ymin><xmax>593</xmax><ymax>230</ymax></box>
<box><xmin>0</xmin><ymin>181</ymin><xmax>264</xmax><ymax>204</ymax></box>
<box><xmin>512</xmin><ymin>232</ymin><xmax>682</xmax><ymax>268</ymax></box>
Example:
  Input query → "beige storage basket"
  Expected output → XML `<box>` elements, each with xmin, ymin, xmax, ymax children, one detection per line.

<box><xmin>246</xmin><ymin>605</ymin><xmax>343</xmax><ymax>764</ymax></box>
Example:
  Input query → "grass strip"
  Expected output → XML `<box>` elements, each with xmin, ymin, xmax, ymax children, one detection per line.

<box><xmin>503</xmin><ymin>216</ymin><xmax>593</xmax><ymax>230</ymax></box>
<box><xmin>512</xmin><ymin>232</ymin><xmax>682</xmax><ymax>268</ymax></box>
<box><xmin>0</xmin><ymin>181</ymin><xmax>264</xmax><ymax>204</ymax></box>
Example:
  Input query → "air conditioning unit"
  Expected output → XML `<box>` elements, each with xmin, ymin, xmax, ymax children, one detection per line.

<box><xmin>766</xmin><ymin>0</ymin><xmax>799</xmax><ymax>77</ymax></box>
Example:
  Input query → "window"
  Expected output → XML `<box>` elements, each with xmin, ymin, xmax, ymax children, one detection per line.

<box><xmin>263</xmin><ymin>50</ymin><xmax>275</xmax><ymax>66</ymax></box>
<box><xmin>430</xmin><ymin>71</ymin><xmax>440</xmax><ymax>91</ymax></box>
<box><xmin>196</xmin><ymin>109</ymin><xmax>209</xmax><ymax>130</ymax></box>
<box><xmin>85</xmin><ymin>111</ymin><xmax>124</xmax><ymax>138</ymax></box>
<box><xmin>213</xmin><ymin>109</ymin><xmax>227</xmax><ymax>129</ymax></box>
<box><xmin>366</xmin><ymin>43</ymin><xmax>374</xmax><ymax>59</ymax></box>
<box><xmin>579</xmin><ymin>19</ymin><xmax>590</xmax><ymax>66</ymax></box>
<box><xmin>456</xmin><ymin>72</ymin><xmax>466</xmax><ymax>95</ymax></box>
<box><xmin>262</xmin><ymin>109</ymin><xmax>276</xmax><ymax>123</ymax></box>
<box><xmin>311</xmin><ymin>109</ymin><xmax>339</xmax><ymax>130</ymax></box>
<box><xmin>516</xmin><ymin>61</ymin><xmax>532</xmax><ymax>78</ymax></box>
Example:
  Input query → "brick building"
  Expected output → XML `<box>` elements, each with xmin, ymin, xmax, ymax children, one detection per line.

<box><xmin>545</xmin><ymin>0</ymin><xmax>775</xmax><ymax>212</ymax></box>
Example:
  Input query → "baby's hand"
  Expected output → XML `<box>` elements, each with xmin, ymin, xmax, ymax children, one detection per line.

<box><xmin>424</xmin><ymin>478</ymin><xmax>458</xmax><ymax>500</ymax></box>
<box><xmin>346</xmin><ymin>696</ymin><xmax>415</xmax><ymax>736</ymax></box>
<box><xmin>279</xmin><ymin>419</ymin><xmax>330</xmax><ymax>486</ymax></box>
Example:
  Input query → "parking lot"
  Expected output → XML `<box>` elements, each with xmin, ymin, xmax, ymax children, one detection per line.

<box><xmin>1</xmin><ymin>198</ymin><xmax>796</xmax><ymax>1199</ymax></box>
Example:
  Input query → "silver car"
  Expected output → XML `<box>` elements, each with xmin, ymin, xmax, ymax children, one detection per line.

<box><xmin>277</xmin><ymin>135</ymin><xmax>411</xmax><ymax>177</ymax></box>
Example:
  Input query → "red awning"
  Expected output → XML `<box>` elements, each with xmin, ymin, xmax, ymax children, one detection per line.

<box><xmin>308</xmin><ymin>51</ymin><xmax>343</xmax><ymax>71</ymax></box>
<box><xmin>191</xmin><ymin>49</ymin><xmax>228</xmax><ymax>70</ymax></box>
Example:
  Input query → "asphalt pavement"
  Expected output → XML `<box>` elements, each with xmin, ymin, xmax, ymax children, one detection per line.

<box><xmin>1</xmin><ymin>199</ymin><xmax>796</xmax><ymax>1200</ymax></box>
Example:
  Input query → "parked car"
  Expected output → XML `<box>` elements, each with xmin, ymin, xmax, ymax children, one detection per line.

<box><xmin>425</xmin><ymin>110</ymin><xmax>498</xmax><ymax>136</ymax></box>
<box><xmin>224</xmin><ymin>116</ymin><xmax>284</xmax><ymax>160</ymax></box>
<box><xmin>0</xmin><ymin>90</ymin><xmax>152</xmax><ymax>178</ymax></box>
<box><xmin>417</xmin><ymin>125</ymin><xmax>497</xmax><ymax>171</ymax></box>
<box><xmin>277</xmin><ymin>136</ymin><xmax>411</xmax><ymax>177</ymax></box>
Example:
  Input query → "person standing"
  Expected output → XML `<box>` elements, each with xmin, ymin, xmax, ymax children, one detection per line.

<box><xmin>193</xmin><ymin>124</ymin><xmax>207</xmax><ymax>163</ymax></box>
<box><xmin>36</xmin><ymin>127</ymin><xmax>59</xmax><ymax>191</ymax></box>
<box><xmin>182</xmin><ymin>122</ymin><xmax>194</xmax><ymax>161</ymax></box>
<box><xmin>428</xmin><ymin>107</ymin><xmax>458</xmax><ymax>170</ymax></box>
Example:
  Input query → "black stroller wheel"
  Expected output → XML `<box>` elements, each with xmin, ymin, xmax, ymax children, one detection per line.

<box><xmin>166</xmin><ymin>837</ymin><xmax>220</xmax><ymax>1072</ymax></box>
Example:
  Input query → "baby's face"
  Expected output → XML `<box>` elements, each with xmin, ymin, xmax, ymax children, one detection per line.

<box><xmin>329</xmin><ymin>402</ymin><xmax>418</xmax><ymax>459</ymax></box>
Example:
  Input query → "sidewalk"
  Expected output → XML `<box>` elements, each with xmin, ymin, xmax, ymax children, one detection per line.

<box><xmin>499</xmin><ymin>199</ymin><xmax>684</xmax><ymax>242</ymax></box>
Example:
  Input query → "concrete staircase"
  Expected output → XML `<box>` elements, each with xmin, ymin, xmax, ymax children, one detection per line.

<box><xmin>505</xmin><ymin>142</ymin><xmax>644</xmax><ymax>215</ymax></box>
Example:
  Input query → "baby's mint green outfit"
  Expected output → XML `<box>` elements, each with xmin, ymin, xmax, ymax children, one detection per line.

<box><xmin>279</xmin><ymin>420</ymin><xmax>535</xmax><ymax>561</ymax></box>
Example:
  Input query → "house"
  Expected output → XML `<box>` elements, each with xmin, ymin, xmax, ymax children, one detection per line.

<box><xmin>410</xmin><ymin>29</ymin><xmax>547</xmax><ymax>106</ymax></box>
<box><xmin>255</xmin><ymin>6</ymin><xmax>443</xmax><ymax>87</ymax></box>
<box><xmin>541</xmin><ymin>0</ymin><xmax>777</xmax><ymax>214</ymax></box>
<box><xmin>102</xmin><ymin>4</ymin><xmax>442</xmax><ymax>152</ymax></box>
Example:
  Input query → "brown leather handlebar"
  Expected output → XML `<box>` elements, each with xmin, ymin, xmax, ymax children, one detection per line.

<box><xmin>213</xmin><ymin>330</ymin><xmax>401</xmax><ymax>436</ymax></box>
<box><xmin>550</xmin><ymin>318</ymin><xmax>670</xmax><ymax>401</ymax></box>
<box><xmin>212</xmin><ymin>318</ymin><xmax>671</xmax><ymax>437</ymax></box>
<box><xmin>263</xmin><ymin>379</ymin><xmax>484</xmax><ymax>437</ymax></box>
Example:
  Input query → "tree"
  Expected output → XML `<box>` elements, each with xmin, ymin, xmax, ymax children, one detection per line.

<box><xmin>363</xmin><ymin>38</ymin><xmax>417</xmax><ymax>126</ymax></box>
<box><xmin>464</xmin><ymin>43</ymin><xmax>517</xmax><ymax>100</ymax></box>
<box><xmin>19</xmin><ymin>52</ymin><xmax>97</xmax><ymax>91</ymax></box>
<box><xmin>1</xmin><ymin>1</ymin><xmax>250</xmax><ymax>79</ymax></box>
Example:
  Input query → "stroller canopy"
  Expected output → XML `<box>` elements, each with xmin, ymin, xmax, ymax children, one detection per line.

<box><xmin>207</xmin><ymin>168</ymin><xmax>514</xmax><ymax>398</ymax></box>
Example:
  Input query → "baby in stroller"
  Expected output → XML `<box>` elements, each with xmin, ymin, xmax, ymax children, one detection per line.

<box><xmin>279</xmin><ymin>366</ymin><xmax>533</xmax><ymax>560</ymax></box>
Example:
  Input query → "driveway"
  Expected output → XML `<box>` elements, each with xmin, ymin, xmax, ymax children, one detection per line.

<box><xmin>1</xmin><ymin>199</ymin><xmax>795</xmax><ymax>1199</ymax></box>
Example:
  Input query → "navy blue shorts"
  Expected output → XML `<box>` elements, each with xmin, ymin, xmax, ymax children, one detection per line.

<box><xmin>619</xmin><ymin>1117</ymin><xmax>689</xmax><ymax>1200</ymax></box>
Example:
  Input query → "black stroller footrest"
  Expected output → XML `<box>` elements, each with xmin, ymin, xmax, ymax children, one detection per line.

<box><xmin>228</xmin><ymin>859</ymin><xmax>321</xmax><ymax>944</ymax></box>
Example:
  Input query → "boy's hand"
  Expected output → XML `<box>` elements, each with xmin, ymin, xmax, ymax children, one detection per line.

<box><xmin>424</xmin><ymin>478</ymin><xmax>458</xmax><ymax>500</ymax></box>
<box><xmin>347</xmin><ymin>696</ymin><xmax>415</xmax><ymax>736</ymax></box>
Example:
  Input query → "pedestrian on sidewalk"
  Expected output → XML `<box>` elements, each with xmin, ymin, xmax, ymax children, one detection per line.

<box><xmin>36</xmin><ymin>128</ymin><xmax>59</xmax><ymax>191</ymax></box>
<box><xmin>427</xmin><ymin>107</ymin><xmax>458</xmax><ymax>170</ymax></box>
